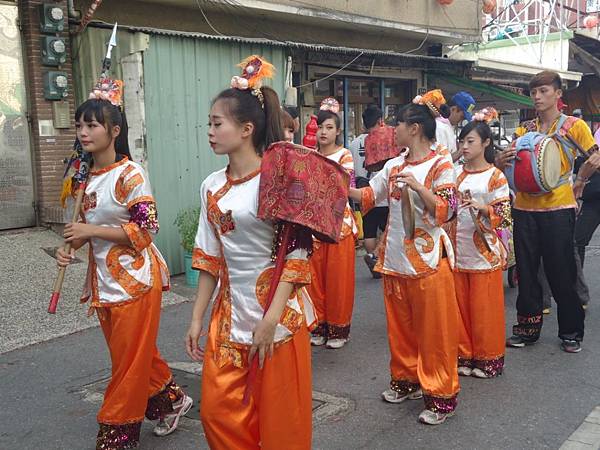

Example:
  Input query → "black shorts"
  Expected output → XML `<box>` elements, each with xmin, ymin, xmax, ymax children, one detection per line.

<box><xmin>363</xmin><ymin>206</ymin><xmax>389</xmax><ymax>239</ymax></box>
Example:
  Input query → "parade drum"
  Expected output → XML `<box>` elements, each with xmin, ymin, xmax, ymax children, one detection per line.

<box><xmin>364</xmin><ymin>124</ymin><xmax>401</xmax><ymax>172</ymax></box>
<box><xmin>505</xmin><ymin>132</ymin><xmax>561</xmax><ymax>194</ymax></box>
<box><xmin>401</xmin><ymin>186</ymin><xmax>415</xmax><ymax>240</ymax></box>
<box><xmin>258</xmin><ymin>141</ymin><xmax>349</xmax><ymax>243</ymax></box>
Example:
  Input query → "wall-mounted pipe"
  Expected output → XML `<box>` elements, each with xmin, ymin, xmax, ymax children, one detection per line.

<box><xmin>67</xmin><ymin>0</ymin><xmax>81</xmax><ymax>19</ymax></box>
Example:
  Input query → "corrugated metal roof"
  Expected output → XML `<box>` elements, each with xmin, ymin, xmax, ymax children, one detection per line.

<box><xmin>87</xmin><ymin>21</ymin><xmax>471</xmax><ymax>68</ymax></box>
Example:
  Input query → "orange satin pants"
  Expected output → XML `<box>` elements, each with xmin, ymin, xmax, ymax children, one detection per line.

<box><xmin>383</xmin><ymin>259</ymin><xmax>460</xmax><ymax>400</ymax></box>
<box><xmin>97</xmin><ymin>279</ymin><xmax>172</xmax><ymax>424</ymax></box>
<box><xmin>200</xmin><ymin>322</ymin><xmax>312</xmax><ymax>450</ymax></box>
<box><xmin>454</xmin><ymin>270</ymin><xmax>505</xmax><ymax>372</ymax></box>
<box><xmin>307</xmin><ymin>234</ymin><xmax>356</xmax><ymax>338</ymax></box>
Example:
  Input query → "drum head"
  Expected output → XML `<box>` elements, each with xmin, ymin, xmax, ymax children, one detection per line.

<box><xmin>401</xmin><ymin>187</ymin><xmax>415</xmax><ymax>239</ymax></box>
<box><xmin>540</xmin><ymin>138</ymin><xmax>561</xmax><ymax>190</ymax></box>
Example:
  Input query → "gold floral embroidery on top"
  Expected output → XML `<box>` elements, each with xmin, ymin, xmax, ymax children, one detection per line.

<box><xmin>488</xmin><ymin>169</ymin><xmax>508</xmax><ymax>192</ymax></box>
<box><xmin>473</xmin><ymin>230</ymin><xmax>500</xmax><ymax>267</ymax></box>
<box><xmin>191</xmin><ymin>247</ymin><xmax>222</xmax><ymax>278</ymax></box>
<box><xmin>83</xmin><ymin>192</ymin><xmax>97</xmax><ymax>212</ymax></box>
<box><xmin>404</xmin><ymin>228</ymin><xmax>435</xmax><ymax>274</ymax></box>
<box><xmin>115</xmin><ymin>165</ymin><xmax>144</xmax><ymax>204</ymax></box>
<box><xmin>106</xmin><ymin>244</ymin><xmax>152</xmax><ymax>299</ymax></box>
<box><xmin>255</xmin><ymin>267</ymin><xmax>304</xmax><ymax>335</ymax></box>
<box><xmin>207</xmin><ymin>191</ymin><xmax>235</xmax><ymax>235</ymax></box>
<box><xmin>361</xmin><ymin>186</ymin><xmax>376</xmax><ymax>215</ymax></box>
<box><xmin>122</xmin><ymin>223</ymin><xmax>152</xmax><ymax>252</ymax></box>
<box><xmin>280</xmin><ymin>259</ymin><xmax>311</xmax><ymax>285</ymax></box>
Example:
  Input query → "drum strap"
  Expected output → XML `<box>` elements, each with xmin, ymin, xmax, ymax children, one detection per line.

<box><xmin>551</xmin><ymin>114</ymin><xmax>579</xmax><ymax>186</ymax></box>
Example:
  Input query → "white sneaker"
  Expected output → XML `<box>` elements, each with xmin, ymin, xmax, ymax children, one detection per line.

<box><xmin>153</xmin><ymin>395</ymin><xmax>193</xmax><ymax>437</ymax></box>
<box><xmin>326</xmin><ymin>338</ymin><xmax>347</xmax><ymax>349</ymax></box>
<box><xmin>471</xmin><ymin>368</ymin><xmax>490</xmax><ymax>379</ymax></box>
<box><xmin>458</xmin><ymin>366</ymin><xmax>473</xmax><ymax>376</ymax></box>
<box><xmin>418</xmin><ymin>409</ymin><xmax>454</xmax><ymax>425</ymax></box>
<box><xmin>381</xmin><ymin>389</ymin><xmax>423</xmax><ymax>404</ymax></box>
<box><xmin>310</xmin><ymin>335</ymin><xmax>326</xmax><ymax>346</ymax></box>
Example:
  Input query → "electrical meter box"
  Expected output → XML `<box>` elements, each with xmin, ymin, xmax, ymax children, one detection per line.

<box><xmin>39</xmin><ymin>4</ymin><xmax>65</xmax><ymax>33</ymax></box>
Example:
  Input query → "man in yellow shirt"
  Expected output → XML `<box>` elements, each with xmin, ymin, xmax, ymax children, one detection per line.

<box><xmin>496</xmin><ymin>71</ymin><xmax>598</xmax><ymax>353</ymax></box>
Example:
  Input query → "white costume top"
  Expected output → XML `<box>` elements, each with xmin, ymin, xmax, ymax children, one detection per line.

<box><xmin>436</xmin><ymin>117</ymin><xmax>457</xmax><ymax>154</ymax></box>
<box><xmin>453</xmin><ymin>165</ymin><xmax>512</xmax><ymax>272</ymax></box>
<box><xmin>324</xmin><ymin>147</ymin><xmax>358</xmax><ymax>239</ymax></box>
<box><xmin>192</xmin><ymin>168</ymin><xmax>314</xmax><ymax>368</ymax></box>
<box><xmin>80</xmin><ymin>157</ymin><xmax>169</xmax><ymax>306</ymax></box>
<box><xmin>362</xmin><ymin>149</ymin><xmax>457</xmax><ymax>278</ymax></box>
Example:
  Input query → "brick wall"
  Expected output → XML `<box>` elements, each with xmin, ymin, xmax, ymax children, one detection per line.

<box><xmin>19</xmin><ymin>0</ymin><xmax>76</xmax><ymax>224</ymax></box>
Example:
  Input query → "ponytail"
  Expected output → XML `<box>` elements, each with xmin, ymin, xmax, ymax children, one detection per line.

<box><xmin>261</xmin><ymin>86</ymin><xmax>284</xmax><ymax>149</ymax></box>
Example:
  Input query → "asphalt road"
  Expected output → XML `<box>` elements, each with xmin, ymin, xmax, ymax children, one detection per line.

<box><xmin>2</xmin><ymin>228</ymin><xmax>600</xmax><ymax>449</ymax></box>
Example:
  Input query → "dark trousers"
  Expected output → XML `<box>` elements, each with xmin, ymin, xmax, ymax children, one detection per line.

<box><xmin>574</xmin><ymin>199</ymin><xmax>600</xmax><ymax>265</ymax></box>
<box><xmin>513</xmin><ymin>208</ymin><xmax>585</xmax><ymax>342</ymax></box>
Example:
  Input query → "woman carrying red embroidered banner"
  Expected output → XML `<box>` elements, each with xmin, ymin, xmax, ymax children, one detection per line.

<box><xmin>185</xmin><ymin>56</ymin><xmax>314</xmax><ymax>450</ymax></box>
<box><xmin>452</xmin><ymin>108</ymin><xmax>511</xmax><ymax>379</ymax></box>
<box><xmin>349</xmin><ymin>99</ymin><xmax>460</xmax><ymax>425</ymax></box>
<box><xmin>56</xmin><ymin>80</ymin><xmax>191</xmax><ymax>449</ymax></box>
<box><xmin>307</xmin><ymin>97</ymin><xmax>357</xmax><ymax>349</ymax></box>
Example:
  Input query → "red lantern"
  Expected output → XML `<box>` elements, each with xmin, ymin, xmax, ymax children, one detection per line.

<box><xmin>437</xmin><ymin>0</ymin><xmax>454</xmax><ymax>5</ymax></box>
<box><xmin>583</xmin><ymin>15</ymin><xmax>599</xmax><ymax>29</ymax></box>
<box><xmin>482</xmin><ymin>0</ymin><xmax>496</xmax><ymax>14</ymax></box>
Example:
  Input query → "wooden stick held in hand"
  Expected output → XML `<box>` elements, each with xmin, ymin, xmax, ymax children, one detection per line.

<box><xmin>48</xmin><ymin>187</ymin><xmax>86</xmax><ymax>314</ymax></box>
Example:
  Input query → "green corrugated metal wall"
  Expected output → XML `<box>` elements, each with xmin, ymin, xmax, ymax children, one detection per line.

<box><xmin>143</xmin><ymin>35</ymin><xmax>287</xmax><ymax>274</ymax></box>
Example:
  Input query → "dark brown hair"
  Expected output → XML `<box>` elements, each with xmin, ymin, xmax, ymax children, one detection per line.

<box><xmin>281</xmin><ymin>108</ymin><xmax>295</xmax><ymax>131</ymax></box>
<box><xmin>75</xmin><ymin>98</ymin><xmax>131</xmax><ymax>159</ymax></box>
<box><xmin>459</xmin><ymin>120</ymin><xmax>495</xmax><ymax>163</ymax></box>
<box><xmin>213</xmin><ymin>86</ymin><xmax>284</xmax><ymax>154</ymax></box>
<box><xmin>529</xmin><ymin>70</ymin><xmax>562</xmax><ymax>91</ymax></box>
<box><xmin>316</xmin><ymin>109</ymin><xmax>342</xmax><ymax>145</ymax></box>
<box><xmin>396</xmin><ymin>103</ymin><xmax>437</xmax><ymax>141</ymax></box>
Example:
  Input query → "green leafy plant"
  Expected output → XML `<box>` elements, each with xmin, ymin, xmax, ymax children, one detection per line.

<box><xmin>174</xmin><ymin>207</ymin><xmax>200</xmax><ymax>254</ymax></box>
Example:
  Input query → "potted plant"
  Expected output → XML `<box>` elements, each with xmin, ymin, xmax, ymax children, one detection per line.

<box><xmin>174</xmin><ymin>207</ymin><xmax>201</xmax><ymax>287</ymax></box>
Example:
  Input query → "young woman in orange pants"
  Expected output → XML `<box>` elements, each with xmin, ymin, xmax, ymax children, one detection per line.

<box><xmin>185</xmin><ymin>56</ymin><xmax>314</xmax><ymax>450</ymax></box>
<box><xmin>452</xmin><ymin>109</ymin><xmax>511</xmax><ymax>378</ymax></box>
<box><xmin>57</xmin><ymin>83</ymin><xmax>191</xmax><ymax>449</ymax></box>
<box><xmin>307</xmin><ymin>97</ymin><xmax>357</xmax><ymax>349</ymax></box>
<box><xmin>350</xmin><ymin>98</ymin><xmax>460</xmax><ymax>425</ymax></box>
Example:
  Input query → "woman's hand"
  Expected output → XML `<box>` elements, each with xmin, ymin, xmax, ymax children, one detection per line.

<box><xmin>185</xmin><ymin>320</ymin><xmax>206</xmax><ymax>362</ymax></box>
<box><xmin>64</xmin><ymin>223</ymin><xmax>96</xmax><ymax>242</ymax></box>
<box><xmin>461</xmin><ymin>197</ymin><xmax>487</xmax><ymax>215</ymax></box>
<box><xmin>249</xmin><ymin>317</ymin><xmax>277</xmax><ymax>369</ymax></box>
<box><xmin>55</xmin><ymin>246</ymin><xmax>75</xmax><ymax>268</ymax></box>
<box><xmin>394</xmin><ymin>172</ymin><xmax>423</xmax><ymax>192</ymax></box>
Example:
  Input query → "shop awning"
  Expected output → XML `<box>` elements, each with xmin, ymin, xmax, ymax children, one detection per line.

<box><xmin>429</xmin><ymin>74</ymin><xmax>533</xmax><ymax>110</ymax></box>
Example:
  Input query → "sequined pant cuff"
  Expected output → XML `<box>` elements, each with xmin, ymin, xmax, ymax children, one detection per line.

<box><xmin>96</xmin><ymin>422</ymin><xmax>141</xmax><ymax>450</ymax></box>
<box><xmin>457</xmin><ymin>356</ymin><xmax>474</xmax><ymax>368</ymax></box>
<box><xmin>423</xmin><ymin>393</ymin><xmax>458</xmax><ymax>414</ymax></box>
<box><xmin>311</xmin><ymin>322</ymin><xmax>328</xmax><ymax>338</ymax></box>
<box><xmin>512</xmin><ymin>314</ymin><xmax>542</xmax><ymax>341</ymax></box>
<box><xmin>390</xmin><ymin>378</ymin><xmax>420</xmax><ymax>395</ymax></box>
<box><xmin>474</xmin><ymin>356</ymin><xmax>504</xmax><ymax>378</ymax></box>
<box><xmin>145</xmin><ymin>379</ymin><xmax>185</xmax><ymax>420</ymax></box>
<box><xmin>328</xmin><ymin>323</ymin><xmax>351</xmax><ymax>340</ymax></box>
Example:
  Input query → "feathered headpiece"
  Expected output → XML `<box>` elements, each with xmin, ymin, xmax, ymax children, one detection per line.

<box><xmin>230</xmin><ymin>55</ymin><xmax>275</xmax><ymax>108</ymax></box>
<box><xmin>320</xmin><ymin>97</ymin><xmax>340</xmax><ymax>114</ymax></box>
<box><xmin>472</xmin><ymin>107</ymin><xmax>499</xmax><ymax>123</ymax></box>
<box><xmin>412</xmin><ymin>89</ymin><xmax>446</xmax><ymax>117</ymax></box>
